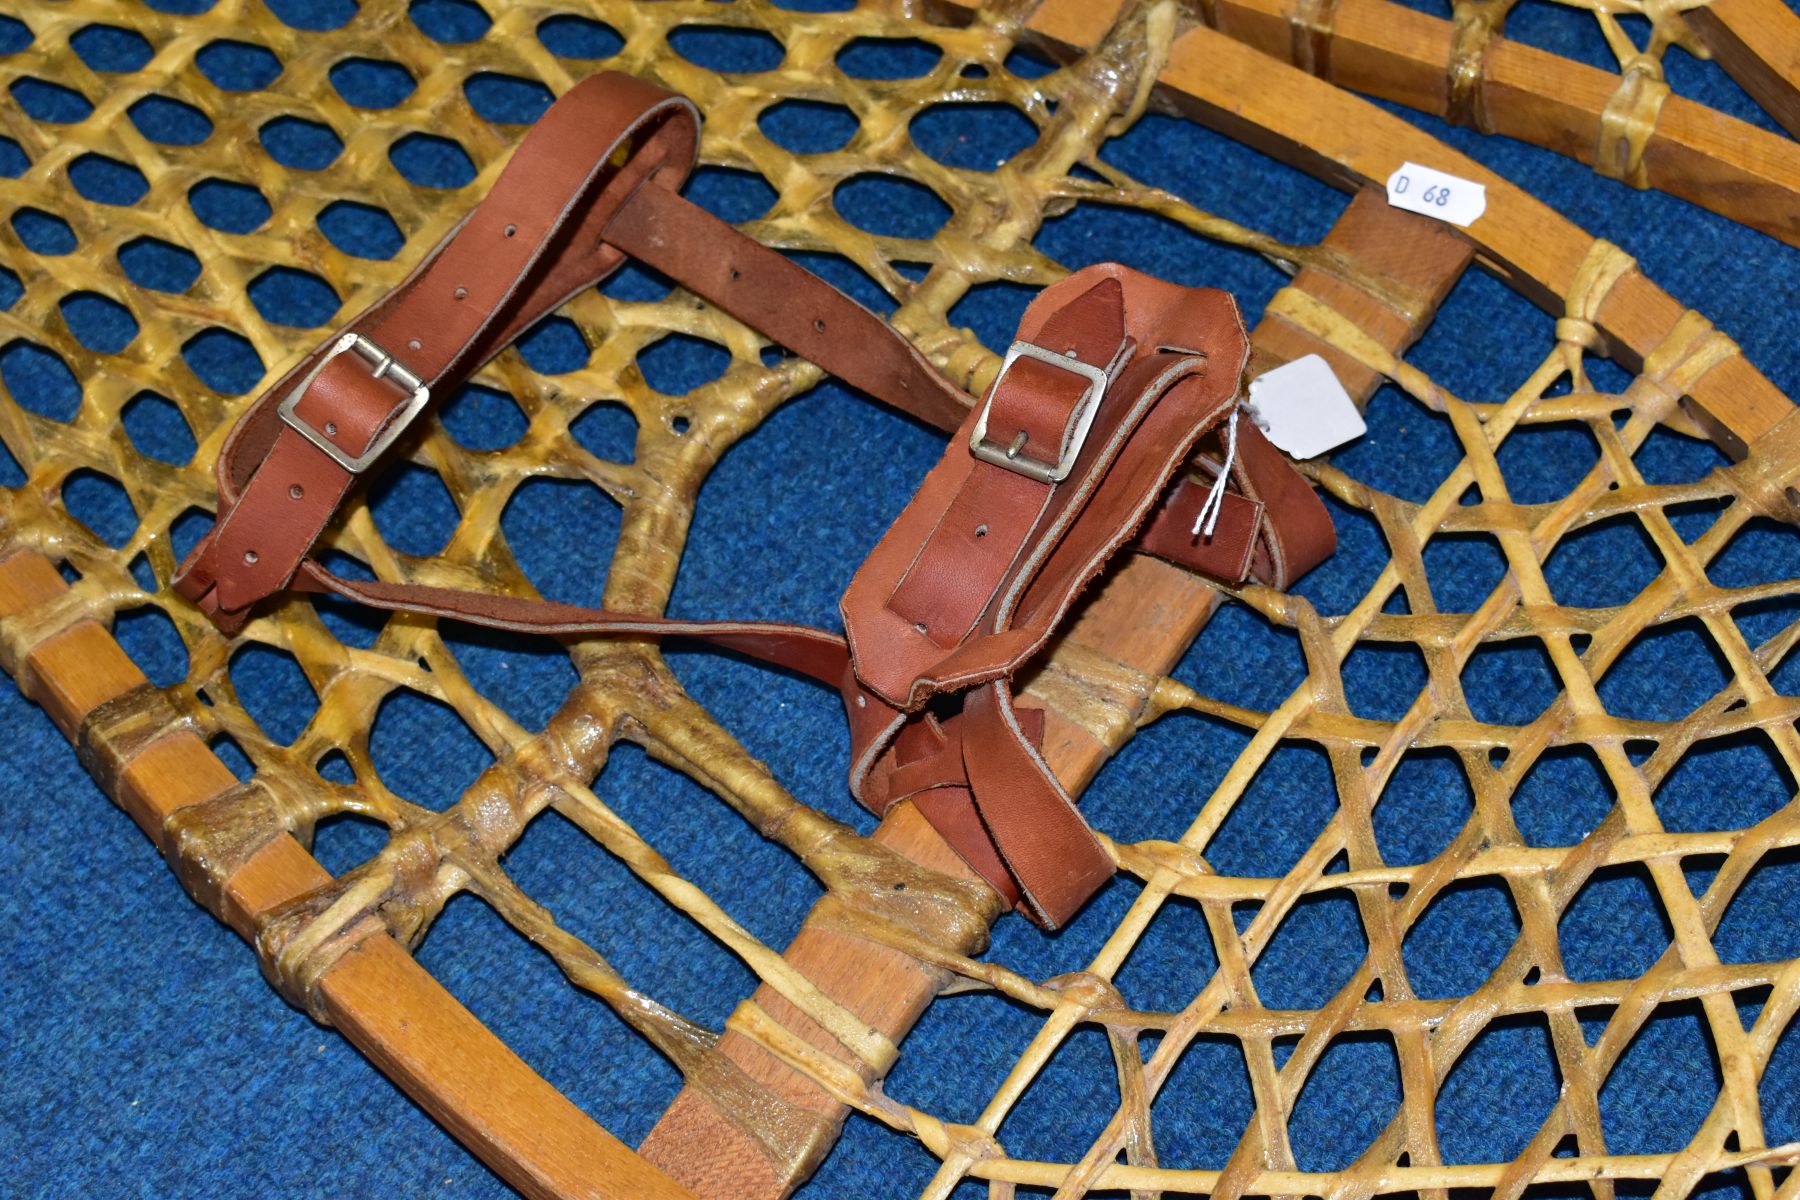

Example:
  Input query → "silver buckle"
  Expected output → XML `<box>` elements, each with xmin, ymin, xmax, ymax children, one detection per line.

<box><xmin>276</xmin><ymin>332</ymin><xmax>430</xmax><ymax>473</ymax></box>
<box><xmin>969</xmin><ymin>340</ymin><xmax>1109</xmax><ymax>483</ymax></box>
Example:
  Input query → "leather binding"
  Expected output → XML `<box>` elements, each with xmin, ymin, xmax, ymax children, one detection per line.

<box><xmin>174</xmin><ymin>72</ymin><xmax>1336</xmax><ymax>929</ymax></box>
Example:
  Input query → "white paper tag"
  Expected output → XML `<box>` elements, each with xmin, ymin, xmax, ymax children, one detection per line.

<box><xmin>1246</xmin><ymin>354</ymin><xmax>1365</xmax><ymax>460</ymax></box>
<box><xmin>1385</xmin><ymin>161</ymin><xmax>1486</xmax><ymax>228</ymax></box>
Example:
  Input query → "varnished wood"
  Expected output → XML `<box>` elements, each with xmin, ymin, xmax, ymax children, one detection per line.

<box><xmin>1195</xmin><ymin>0</ymin><xmax>1800</xmax><ymax>249</ymax></box>
<box><xmin>0</xmin><ymin>549</ymin><xmax>64</xmax><ymax>621</ymax></box>
<box><xmin>117</xmin><ymin>734</ymin><xmax>240</xmax><ymax>844</ymax></box>
<box><xmin>640</xmin><ymin>801</ymin><xmax>979</xmax><ymax>1199</ymax></box>
<box><xmin>1686</xmin><ymin>0</ymin><xmax>1800</xmax><ymax>140</ymax></box>
<box><xmin>216</xmin><ymin>832</ymin><xmax>336</xmax><ymax>943</ymax></box>
<box><xmin>1124</xmin><ymin>12</ymin><xmax>1791</xmax><ymax>453</ymax></box>
<box><xmin>19</xmin><ymin>620</ymin><xmax>144</xmax><ymax>741</ymax></box>
<box><xmin>322</xmin><ymin>935</ymin><xmax>698</xmax><ymax>1200</ymax></box>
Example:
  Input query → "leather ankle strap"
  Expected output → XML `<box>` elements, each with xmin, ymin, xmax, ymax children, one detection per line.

<box><xmin>173</xmin><ymin>72</ymin><xmax>1337</xmax><ymax>929</ymax></box>
<box><xmin>843</xmin><ymin>266</ymin><xmax>1280</xmax><ymax>924</ymax></box>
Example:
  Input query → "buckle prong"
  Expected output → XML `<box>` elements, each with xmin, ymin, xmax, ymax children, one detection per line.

<box><xmin>970</xmin><ymin>339</ymin><xmax>1110</xmax><ymax>483</ymax></box>
<box><xmin>276</xmin><ymin>332</ymin><xmax>430</xmax><ymax>473</ymax></box>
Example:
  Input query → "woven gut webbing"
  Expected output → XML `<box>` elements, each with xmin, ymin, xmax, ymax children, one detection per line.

<box><xmin>0</xmin><ymin>1</ymin><xmax>1796</xmax><ymax>1197</ymax></box>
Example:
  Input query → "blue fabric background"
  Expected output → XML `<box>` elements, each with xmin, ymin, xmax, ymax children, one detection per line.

<box><xmin>3</xmin><ymin>1</ymin><xmax>1799</xmax><ymax>1196</ymax></box>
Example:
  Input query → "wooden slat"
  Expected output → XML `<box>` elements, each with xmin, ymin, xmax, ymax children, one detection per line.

<box><xmin>638</xmin><ymin>189</ymin><xmax>1475</xmax><ymax>1198</ymax></box>
<box><xmin>21</xmin><ymin>619</ymin><xmax>145</xmax><ymax>740</ymax></box>
<box><xmin>1197</xmin><ymin>0</ymin><xmax>1800</xmax><ymax>249</ymax></box>
<box><xmin>1115</xmin><ymin>12</ymin><xmax>1793</xmax><ymax>453</ymax></box>
<box><xmin>322</xmin><ymin>935</ymin><xmax>699</xmax><ymax>1200</ymax></box>
<box><xmin>1685</xmin><ymin>0</ymin><xmax>1800</xmax><ymax>140</ymax></box>
<box><xmin>117</xmin><ymin>733</ymin><xmax>241</xmax><ymax>842</ymax></box>
<box><xmin>0</xmin><ymin>551</ymin><xmax>698</xmax><ymax>1200</ymax></box>
<box><xmin>0</xmin><ymin>550</ymin><xmax>65</xmax><ymax>620</ymax></box>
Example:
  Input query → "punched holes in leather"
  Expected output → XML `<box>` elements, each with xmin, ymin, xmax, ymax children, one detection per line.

<box><xmin>173</xmin><ymin>71</ymin><xmax>1337</xmax><ymax>929</ymax></box>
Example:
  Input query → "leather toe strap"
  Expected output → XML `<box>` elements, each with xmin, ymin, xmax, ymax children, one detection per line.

<box><xmin>835</xmin><ymin>265</ymin><xmax>1319</xmax><ymax>926</ymax></box>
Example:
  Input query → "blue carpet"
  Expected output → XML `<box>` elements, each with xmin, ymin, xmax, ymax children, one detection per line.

<box><xmin>3</xmin><ymin>4</ymin><xmax>1799</xmax><ymax>1198</ymax></box>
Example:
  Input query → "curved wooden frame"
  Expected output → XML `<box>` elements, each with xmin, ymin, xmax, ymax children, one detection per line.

<box><xmin>0</xmin><ymin>550</ymin><xmax>699</xmax><ymax>1200</ymax></box>
<box><xmin>1190</xmin><ymin>0</ymin><xmax>1800</xmax><ymax>248</ymax></box>
<box><xmin>1686</xmin><ymin>0</ymin><xmax>1800</xmax><ymax>136</ymax></box>
<box><xmin>2</xmin><ymin>2</ymin><xmax>1793</xmax><ymax>1198</ymax></box>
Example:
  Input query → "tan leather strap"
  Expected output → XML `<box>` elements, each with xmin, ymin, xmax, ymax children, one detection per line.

<box><xmin>841</xmin><ymin>267</ymin><xmax>1272</xmax><ymax>924</ymax></box>
<box><xmin>175</xmin><ymin>71</ymin><xmax>1336</xmax><ymax>928</ymax></box>
<box><xmin>175</xmin><ymin>72</ymin><xmax>969</xmax><ymax>630</ymax></box>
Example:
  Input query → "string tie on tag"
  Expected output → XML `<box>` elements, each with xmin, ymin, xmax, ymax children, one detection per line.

<box><xmin>1192</xmin><ymin>404</ymin><xmax>1239</xmax><ymax>539</ymax></box>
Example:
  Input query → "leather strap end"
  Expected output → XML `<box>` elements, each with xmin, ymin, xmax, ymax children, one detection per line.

<box><xmin>1135</xmin><ymin>481</ymin><xmax>1264</xmax><ymax>585</ymax></box>
<box><xmin>960</xmin><ymin>684</ymin><xmax>1115</xmax><ymax>930</ymax></box>
<box><xmin>171</xmin><ymin>566</ymin><xmax>253</xmax><ymax>637</ymax></box>
<box><xmin>1232</xmin><ymin>418</ymin><xmax>1336</xmax><ymax>589</ymax></box>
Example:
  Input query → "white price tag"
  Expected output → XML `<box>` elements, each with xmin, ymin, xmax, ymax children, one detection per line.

<box><xmin>1247</xmin><ymin>354</ymin><xmax>1365</xmax><ymax>460</ymax></box>
<box><xmin>1385</xmin><ymin>161</ymin><xmax>1486</xmax><ymax>228</ymax></box>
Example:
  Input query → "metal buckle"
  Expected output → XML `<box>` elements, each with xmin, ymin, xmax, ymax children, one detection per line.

<box><xmin>969</xmin><ymin>340</ymin><xmax>1109</xmax><ymax>483</ymax></box>
<box><xmin>275</xmin><ymin>332</ymin><xmax>430</xmax><ymax>473</ymax></box>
